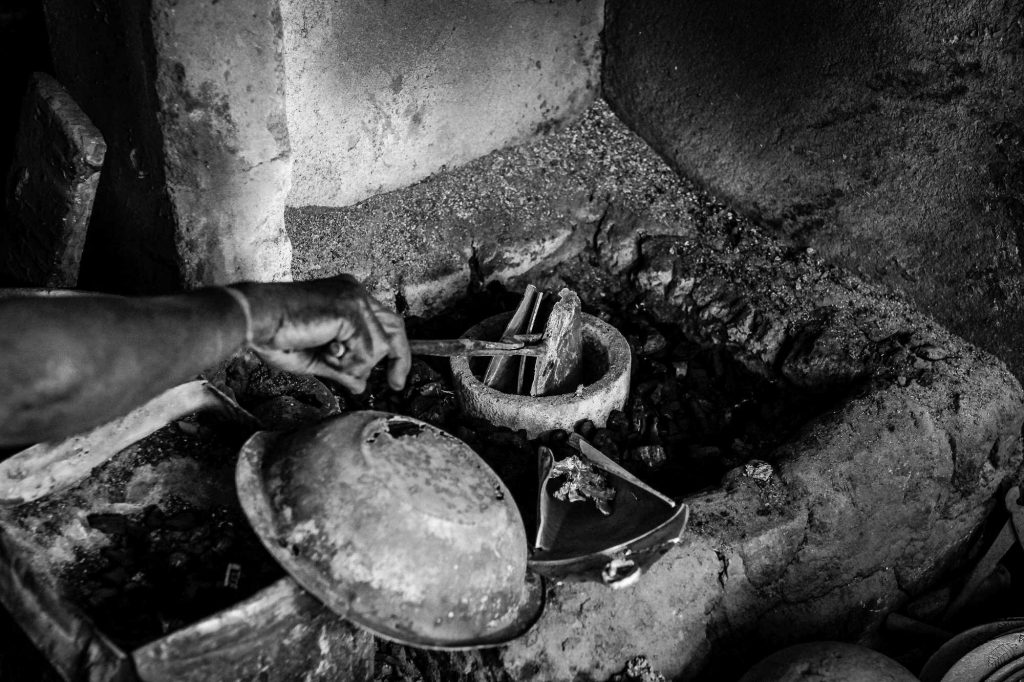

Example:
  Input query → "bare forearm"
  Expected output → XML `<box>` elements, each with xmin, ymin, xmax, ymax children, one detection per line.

<box><xmin>0</xmin><ymin>289</ymin><xmax>246</xmax><ymax>446</ymax></box>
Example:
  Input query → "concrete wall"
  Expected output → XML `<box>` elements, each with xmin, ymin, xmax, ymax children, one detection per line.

<box><xmin>281</xmin><ymin>0</ymin><xmax>603</xmax><ymax>208</ymax></box>
<box><xmin>603</xmin><ymin>0</ymin><xmax>1024</xmax><ymax>378</ymax></box>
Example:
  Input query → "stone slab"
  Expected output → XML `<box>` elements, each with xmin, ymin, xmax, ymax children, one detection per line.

<box><xmin>0</xmin><ymin>72</ymin><xmax>105</xmax><ymax>287</ymax></box>
<box><xmin>280</xmin><ymin>0</ymin><xmax>603</xmax><ymax>209</ymax></box>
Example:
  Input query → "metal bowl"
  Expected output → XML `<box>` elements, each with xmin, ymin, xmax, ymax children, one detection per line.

<box><xmin>235</xmin><ymin>411</ymin><xmax>543</xmax><ymax>649</ymax></box>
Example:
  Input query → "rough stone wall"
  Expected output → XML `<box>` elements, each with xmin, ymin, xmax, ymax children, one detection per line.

<box><xmin>603</xmin><ymin>0</ymin><xmax>1024</xmax><ymax>379</ymax></box>
<box><xmin>280</xmin><ymin>0</ymin><xmax>603</xmax><ymax>209</ymax></box>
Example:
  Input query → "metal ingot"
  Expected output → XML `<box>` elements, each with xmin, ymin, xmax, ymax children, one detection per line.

<box><xmin>235</xmin><ymin>411</ymin><xmax>543</xmax><ymax>649</ymax></box>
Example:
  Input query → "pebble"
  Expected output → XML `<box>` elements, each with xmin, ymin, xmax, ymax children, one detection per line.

<box><xmin>607</xmin><ymin>410</ymin><xmax>630</xmax><ymax>434</ymax></box>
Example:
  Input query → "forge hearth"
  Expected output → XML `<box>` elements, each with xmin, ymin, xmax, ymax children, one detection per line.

<box><xmin>0</xmin><ymin>95</ymin><xmax>1020</xmax><ymax>681</ymax></box>
<box><xmin>0</xmin><ymin>199</ymin><xmax>1020</xmax><ymax>680</ymax></box>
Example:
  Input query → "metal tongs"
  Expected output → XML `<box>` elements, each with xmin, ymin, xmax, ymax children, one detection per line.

<box><xmin>325</xmin><ymin>333</ymin><xmax>547</xmax><ymax>359</ymax></box>
<box><xmin>324</xmin><ymin>284</ymin><xmax>583</xmax><ymax>398</ymax></box>
<box><xmin>408</xmin><ymin>334</ymin><xmax>548</xmax><ymax>358</ymax></box>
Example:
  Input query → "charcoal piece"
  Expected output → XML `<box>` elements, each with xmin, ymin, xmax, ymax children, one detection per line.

<box><xmin>645</xmin><ymin>415</ymin><xmax>661</xmax><ymax>443</ymax></box>
<box><xmin>576</xmin><ymin>419</ymin><xmax>596</xmax><ymax>439</ymax></box>
<box><xmin>631</xmin><ymin>445</ymin><xmax>667</xmax><ymax>470</ymax></box>
<box><xmin>629</xmin><ymin>397</ymin><xmax>647</xmax><ymax>434</ymax></box>
<box><xmin>607</xmin><ymin>410</ymin><xmax>629</xmax><ymax>434</ymax></box>
<box><xmin>638</xmin><ymin>331</ymin><xmax>667</xmax><ymax>356</ymax></box>
<box><xmin>143</xmin><ymin>505</ymin><xmax>166</xmax><ymax>529</ymax></box>
<box><xmin>405</xmin><ymin>359</ymin><xmax>443</xmax><ymax>387</ymax></box>
<box><xmin>212</xmin><ymin>536</ymin><xmax>235</xmax><ymax>554</ymax></box>
<box><xmin>168</xmin><ymin>552</ymin><xmax>189</xmax><ymax>569</ymax></box>
<box><xmin>591</xmin><ymin>429</ymin><xmax>621</xmax><ymax>460</ymax></box>
<box><xmin>647</xmin><ymin>361</ymin><xmax>669</xmax><ymax>377</ymax></box>
<box><xmin>543</xmin><ymin>429</ymin><xmax>570</xmax><ymax>447</ymax></box>
<box><xmin>408</xmin><ymin>387</ymin><xmax>457</xmax><ymax>425</ymax></box>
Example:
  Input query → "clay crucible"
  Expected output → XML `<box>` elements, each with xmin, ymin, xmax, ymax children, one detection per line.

<box><xmin>450</xmin><ymin>312</ymin><xmax>631</xmax><ymax>438</ymax></box>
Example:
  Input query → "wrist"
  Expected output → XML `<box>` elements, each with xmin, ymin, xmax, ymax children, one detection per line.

<box><xmin>217</xmin><ymin>285</ymin><xmax>254</xmax><ymax>348</ymax></box>
<box><xmin>225</xmin><ymin>281</ymin><xmax>285</xmax><ymax>348</ymax></box>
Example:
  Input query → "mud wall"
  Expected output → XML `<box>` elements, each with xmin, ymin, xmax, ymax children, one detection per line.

<box><xmin>603</xmin><ymin>0</ymin><xmax>1024</xmax><ymax>377</ymax></box>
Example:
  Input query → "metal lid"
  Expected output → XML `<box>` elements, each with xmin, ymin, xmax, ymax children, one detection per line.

<box><xmin>235</xmin><ymin>411</ymin><xmax>543</xmax><ymax>649</ymax></box>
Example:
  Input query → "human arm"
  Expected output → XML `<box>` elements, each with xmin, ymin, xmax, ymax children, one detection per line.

<box><xmin>0</xmin><ymin>276</ymin><xmax>410</xmax><ymax>446</ymax></box>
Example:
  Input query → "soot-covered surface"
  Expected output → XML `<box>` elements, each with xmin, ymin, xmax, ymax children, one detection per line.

<box><xmin>4</xmin><ymin>240</ymin><xmax>843</xmax><ymax>671</ymax></box>
<box><xmin>10</xmin><ymin>416</ymin><xmax>283</xmax><ymax>651</ymax></box>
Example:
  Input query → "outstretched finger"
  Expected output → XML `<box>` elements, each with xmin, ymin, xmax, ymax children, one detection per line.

<box><xmin>375</xmin><ymin>308</ymin><xmax>411</xmax><ymax>390</ymax></box>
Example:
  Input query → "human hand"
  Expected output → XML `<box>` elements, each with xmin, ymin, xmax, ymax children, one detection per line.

<box><xmin>229</xmin><ymin>275</ymin><xmax>411</xmax><ymax>394</ymax></box>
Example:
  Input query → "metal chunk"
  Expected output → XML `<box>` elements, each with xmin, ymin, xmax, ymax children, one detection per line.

<box><xmin>530</xmin><ymin>288</ymin><xmax>583</xmax><ymax>396</ymax></box>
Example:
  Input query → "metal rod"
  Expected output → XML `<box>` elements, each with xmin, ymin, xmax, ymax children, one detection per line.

<box><xmin>326</xmin><ymin>338</ymin><xmax>546</xmax><ymax>359</ymax></box>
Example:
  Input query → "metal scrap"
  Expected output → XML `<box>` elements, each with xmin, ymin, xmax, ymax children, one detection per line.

<box><xmin>548</xmin><ymin>452</ymin><xmax>616</xmax><ymax>515</ymax></box>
